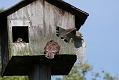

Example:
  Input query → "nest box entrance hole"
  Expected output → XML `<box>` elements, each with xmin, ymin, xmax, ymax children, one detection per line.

<box><xmin>12</xmin><ymin>26</ymin><xmax>29</xmax><ymax>43</ymax></box>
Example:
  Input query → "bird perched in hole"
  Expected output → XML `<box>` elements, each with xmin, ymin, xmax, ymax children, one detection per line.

<box><xmin>44</xmin><ymin>40</ymin><xmax>60</xmax><ymax>59</ymax></box>
<box><xmin>16</xmin><ymin>38</ymin><xmax>24</xmax><ymax>43</ymax></box>
<box><xmin>15</xmin><ymin>38</ymin><xmax>25</xmax><ymax>48</ymax></box>
<box><xmin>13</xmin><ymin>38</ymin><xmax>26</xmax><ymax>55</ymax></box>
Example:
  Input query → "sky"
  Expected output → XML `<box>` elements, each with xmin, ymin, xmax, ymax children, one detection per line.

<box><xmin>0</xmin><ymin>0</ymin><xmax>119</xmax><ymax>79</ymax></box>
<box><xmin>65</xmin><ymin>0</ymin><xmax>119</xmax><ymax>77</ymax></box>
<box><xmin>64</xmin><ymin>0</ymin><xmax>119</xmax><ymax>77</ymax></box>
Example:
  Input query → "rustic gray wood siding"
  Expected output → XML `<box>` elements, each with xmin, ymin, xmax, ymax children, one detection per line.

<box><xmin>7</xmin><ymin>0</ymin><xmax>75</xmax><ymax>57</ymax></box>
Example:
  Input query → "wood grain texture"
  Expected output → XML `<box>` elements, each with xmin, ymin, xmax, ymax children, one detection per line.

<box><xmin>7</xmin><ymin>0</ymin><xmax>75</xmax><ymax>58</ymax></box>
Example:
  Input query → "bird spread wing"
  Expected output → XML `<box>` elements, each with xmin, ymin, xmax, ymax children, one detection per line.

<box><xmin>56</xmin><ymin>26</ymin><xmax>76</xmax><ymax>42</ymax></box>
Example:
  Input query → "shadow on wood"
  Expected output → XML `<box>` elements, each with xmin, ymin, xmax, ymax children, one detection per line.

<box><xmin>28</xmin><ymin>64</ymin><xmax>51</xmax><ymax>80</ymax></box>
<box><xmin>2</xmin><ymin>54</ymin><xmax>76</xmax><ymax>76</ymax></box>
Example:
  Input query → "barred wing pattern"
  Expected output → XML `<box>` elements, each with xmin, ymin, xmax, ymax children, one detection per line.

<box><xmin>56</xmin><ymin>26</ymin><xmax>76</xmax><ymax>43</ymax></box>
<box><xmin>44</xmin><ymin>40</ymin><xmax>60</xmax><ymax>59</ymax></box>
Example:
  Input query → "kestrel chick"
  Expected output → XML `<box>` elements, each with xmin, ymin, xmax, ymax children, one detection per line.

<box><xmin>44</xmin><ymin>40</ymin><xmax>60</xmax><ymax>59</ymax></box>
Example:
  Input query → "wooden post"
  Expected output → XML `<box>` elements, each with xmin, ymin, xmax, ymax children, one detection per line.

<box><xmin>29</xmin><ymin>64</ymin><xmax>51</xmax><ymax>80</ymax></box>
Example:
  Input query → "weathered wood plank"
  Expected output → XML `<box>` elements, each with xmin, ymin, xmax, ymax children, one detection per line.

<box><xmin>8</xmin><ymin>0</ymin><xmax>44</xmax><ymax>56</ymax></box>
<box><xmin>44</xmin><ymin>1</ymin><xmax>75</xmax><ymax>55</ymax></box>
<box><xmin>7</xmin><ymin>20</ymin><xmax>31</xmax><ymax>57</ymax></box>
<box><xmin>53</xmin><ymin>4</ymin><xmax>75</xmax><ymax>29</ymax></box>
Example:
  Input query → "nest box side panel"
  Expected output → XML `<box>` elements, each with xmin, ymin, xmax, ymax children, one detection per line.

<box><xmin>7</xmin><ymin>0</ymin><xmax>44</xmax><ymax>57</ymax></box>
<box><xmin>43</xmin><ymin>1</ymin><xmax>75</xmax><ymax>55</ymax></box>
<box><xmin>0</xmin><ymin>17</ymin><xmax>9</xmax><ymax>73</ymax></box>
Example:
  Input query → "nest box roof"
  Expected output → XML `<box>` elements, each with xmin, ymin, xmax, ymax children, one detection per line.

<box><xmin>0</xmin><ymin>0</ymin><xmax>89</xmax><ymax>30</ymax></box>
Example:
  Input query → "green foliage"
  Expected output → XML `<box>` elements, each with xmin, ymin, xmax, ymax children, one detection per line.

<box><xmin>63</xmin><ymin>63</ymin><xmax>92</xmax><ymax>80</ymax></box>
<box><xmin>63</xmin><ymin>63</ymin><xmax>118</xmax><ymax>80</ymax></box>
<box><xmin>0</xmin><ymin>9</ymin><xmax>4</xmax><ymax>13</ymax></box>
<box><xmin>0</xmin><ymin>76</ymin><xmax>28</xmax><ymax>80</ymax></box>
<box><xmin>92</xmin><ymin>71</ymin><xmax>118</xmax><ymax>80</ymax></box>
<box><xmin>103</xmin><ymin>73</ymin><xmax>117</xmax><ymax>80</ymax></box>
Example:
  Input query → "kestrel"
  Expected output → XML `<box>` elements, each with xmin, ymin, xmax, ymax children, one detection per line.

<box><xmin>16</xmin><ymin>38</ymin><xmax>24</xmax><ymax>43</ymax></box>
<box><xmin>56</xmin><ymin>26</ymin><xmax>76</xmax><ymax>42</ymax></box>
<box><xmin>44</xmin><ymin>40</ymin><xmax>60</xmax><ymax>59</ymax></box>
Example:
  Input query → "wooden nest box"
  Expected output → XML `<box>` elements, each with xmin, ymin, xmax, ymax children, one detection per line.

<box><xmin>0</xmin><ymin>0</ymin><xmax>88</xmax><ymax>76</ymax></box>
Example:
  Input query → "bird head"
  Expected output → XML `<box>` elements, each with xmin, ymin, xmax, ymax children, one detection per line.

<box><xmin>16</xmin><ymin>38</ymin><xmax>23</xmax><ymax>43</ymax></box>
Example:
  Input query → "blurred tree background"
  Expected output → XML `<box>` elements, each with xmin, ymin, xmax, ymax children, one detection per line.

<box><xmin>63</xmin><ymin>63</ymin><xmax>118</xmax><ymax>80</ymax></box>
<box><xmin>0</xmin><ymin>76</ymin><xmax>28</xmax><ymax>80</ymax></box>
<box><xmin>63</xmin><ymin>63</ymin><xmax>92</xmax><ymax>80</ymax></box>
<box><xmin>0</xmin><ymin>9</ymin><xmax>3</xmax><ymax>13</ymax></box>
